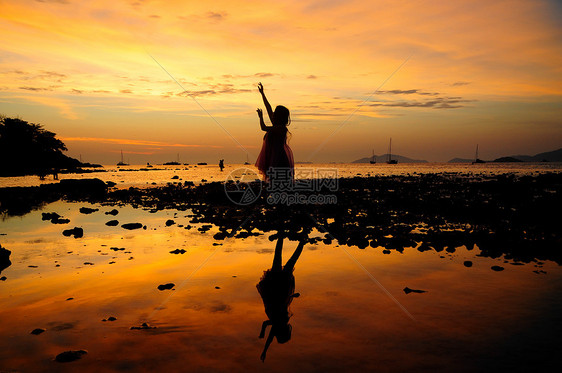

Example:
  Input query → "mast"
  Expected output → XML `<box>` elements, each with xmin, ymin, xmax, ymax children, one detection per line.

<box><xmin>121</xmin><ymin>150</ymin><xmax>124</xmax><ymax>163</ymax></box>
<box><xmin>388</xmin><ymin>138</ymin><xmax>392</xmax><ymax>163</ymax></box>
<box><xmin>475</xmin><ymin>144</ymin><xmax>479</xmax><ymax>161</ymax></box>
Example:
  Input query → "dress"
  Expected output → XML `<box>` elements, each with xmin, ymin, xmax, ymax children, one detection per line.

<box><xmin>255</xmin><ymin>126</ymin><xmax>294</xmax><ymax>180</ymax></box>
<box><xmin>256</xmin><ymin>268</ymin><xmax>296</xmax><ymax>322</ymax></box>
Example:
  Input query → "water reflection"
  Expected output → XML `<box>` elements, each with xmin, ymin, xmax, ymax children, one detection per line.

<box><xmin>257</xmin><ymin>230</ymin><xmax>306</xmax><ymax>361</ymax></box>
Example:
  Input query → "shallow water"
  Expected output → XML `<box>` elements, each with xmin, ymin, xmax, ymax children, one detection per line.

<box><xmin>1</xmin><ymin>162</ymin><xmax>560</xmax><ymax>189</ymax></box>
<box><xmin>1</xmin><ymin>200</ymin><xmax>561</xmax><ymax>372</ymax></box>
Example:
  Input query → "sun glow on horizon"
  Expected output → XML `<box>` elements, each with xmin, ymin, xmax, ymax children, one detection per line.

<box><xmin>1</xmin><ymin>0</ymin><xmax>561</xmax><ymax>163</ymax></box>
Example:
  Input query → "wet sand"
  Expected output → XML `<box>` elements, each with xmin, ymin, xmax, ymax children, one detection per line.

<box><xmin>0</xmin><ymin>172</ymin><xmax>561</xmax><ymax>371</ymax></box>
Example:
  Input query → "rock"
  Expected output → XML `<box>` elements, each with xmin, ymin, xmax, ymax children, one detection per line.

<box><xmin>165</xmin><ymin>219</ymin><xmax>175</xmax><ymax>226</ymax></box>
<box><xmin>105</xmin><ymin>209</ymin><xmax>119</xmax><ymax>216</ymax></box>
<box><xmin>169</xmin><ymin>249</ymin><xmax>186</xmax><ymax>254</ymax></box>
<box><xmin>0</xmin><ymin>276</ymin><xmax>6</xmax><ymax>281</ymax></box>
<box><xmin>66</xmin><ymin>297</ymin><xmax>74</xmax><ymax>301</ymax></box>
<box><xmin>28</xmin><ymin>265</ymin><xmax>38</xmax><ymax>268</ymax></box>
<box><xmin>0</xmin><ymin>245</ymin><xmax>11</xmax><ymax>275</ymax></box>
<box><xmin>130</xmin><ymin>322</ymin><xmax>156</xmax><ymax>330</ymax></box>
<box><xmin>463</xmin><ymin>261</ymin><xmax>473</xmax><ymax>267</ymax></box>
<box><xmin>157</xmin><ymin>283</ymin><xmax>175</xmax><ymax>291</ymax></box>
<box><xmin>106</xmin><ymin>181</ymin><xmax>116</xmax><ymax>187</ymax></box>
<box><xmin>215</xmin><ymin>286</ymin><xmax>221</xmax><ymax>289</ymax></box>
<box><xmin>83</xmin><ymin>262</ymin><xmax>94</xmax><ymax>265</ymax></box>
<box><xmin>110</xmin><ymin>247</ymin><xmax>125</xmax><ymax>251</ymax></box>
<box><xmin>102</xmin><ymin>316</ymin><xmax>117</xmax><ymax>322</ymax></box>
<box><xmin>382</xmin><ymin>249</ymin><xmax>391</xmax><ymax>254</ymax></box>
<box><xmin>171</xmin><ymin>175</ymin><xmax>179</xmax><ymax>179</ymax></box>
<box><xmin>79</xmin><ymin>207</ymin><xmax>99</xmax><ymax>214</ymax></box>
<box><xmin>30</xmin><ymin>328</ymin><xmax>45</xmax><ymax>335</ymax></box>
<box><xmin>105</xmin><ymin>220</ymin><xmax>119</xmax><ymax>226</ymax></box>
<box><xmin>491</xmin><ymin>265</ymin><xmax>504</xmax><ymax>271</ymax></box>
<box><xmin>42</xmin><ymin>212</ymin><xmax>70</xmax><ymax>224</ymax></box>
<box><xmin>121</xmin><ymin>223</ymin><xmax>143</xmax><ymax>230</ymax></box>
<box><xmin>62</xmin><ymin>227</ymin><xmax>83</xmax><ymax>238</ymax></box>
<box><xmin>55</xmin><ymin>350</ymin><xmax>87</xmax><ymax>363</ymax></box>
<box><xmin>58</xmin><ymin>178</ymin><xmax>107</xmax><ymax>198</ymax></box>
<box><xmin>403</xmin><ymin>287</ymin><xmax>427</xmax><ymax>294</ymax></box>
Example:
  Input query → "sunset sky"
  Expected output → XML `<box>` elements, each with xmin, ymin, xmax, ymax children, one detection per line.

<box><xmin>1</xmin><ymin>0</ymin><xmax>561</xmax><ymax>163</ymax></box>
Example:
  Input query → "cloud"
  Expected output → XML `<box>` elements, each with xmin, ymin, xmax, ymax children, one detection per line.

<box><xmin>369</xmin><ymin>97</ymin><xmax>473</xmax><ymax>109</ymax></box>
<box><xmin>60</xmin><ymin>136</ymin><xmax>223</xmax><ymax>148</ymax></box>
<box><xmin>452</xmin><ymin>81</ymin><xmax>471</xmax><ymax>86</ymax></box>
<box><xmin>377</xmin><ymin>89</ymin><xmax>438</xmax><ymax>96</ymax></box>
<box><xmin>307</xmin><ymin>75</ymin><xmax>318</xmax><ymax>79</ymax></box>
<box><xmin>35</xmin><ymin>0</ymin><xmax>69</xmax><ymax>4</ymax></box>
<box><xmin>206</xmin><ymin>11</ymin><xmax>227</xmax><ymax>22</ymax></box>
<box><xmin>19</xmin><ymin>86</ymin><xmax>52</xmax><ymax>91</ymax></box>
<box><xmin>16</xmin><ymin>95</ymin><xmax>78</xmax><ymax>119</ymax></box>
<box><xmin>120</xmin><ymin>89</ymin><xmax>133</xmax><ymax>94</ymax></box>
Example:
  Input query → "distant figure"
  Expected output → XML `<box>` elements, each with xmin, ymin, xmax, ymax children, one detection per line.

<box><xmin>219</xmin><ymin>159</ymin><xmax>224</xmax><ymax>172</ymax></box>
<box><xmin>255</xmin><ymin>83</ymin><xmax>294</xmax><ymax>184</ymax></box>
<box><xmin>257</xmin><ymin>232</ymin><xmax>305</xmax><ymax>362</ymax></box>
<box><xmin>52</xmin><ymin>167</ymin><xmax>59</xmax><ymax>180</ymax></box>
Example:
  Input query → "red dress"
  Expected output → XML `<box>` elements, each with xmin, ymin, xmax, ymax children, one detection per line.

<box><xmin>255</xmin><ymin>126</ymin><xmax>294</xmax><ymax>180</ymax></box>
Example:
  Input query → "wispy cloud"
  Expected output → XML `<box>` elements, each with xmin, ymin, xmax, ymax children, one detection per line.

<box><xmin>61</xmin><ymin>136</ymin><xmax>223</xmax><ymax>148</ymax></box>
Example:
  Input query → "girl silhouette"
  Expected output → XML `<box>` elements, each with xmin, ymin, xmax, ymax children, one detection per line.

<box><xmin>257</xmin><ymin>233</ymin><xmax>305</xmax><ymax>362</ymax></box>
<box><xmin>255</xmin><ymin>82</ymin><xmax>294</xmax><ymax>184</ymax></box>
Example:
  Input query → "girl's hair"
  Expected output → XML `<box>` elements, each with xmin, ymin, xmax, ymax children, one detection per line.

<box><xmin>274</xmin><ymin>105</ymin><xmax>291</xmax><ymax>126</ymax></box>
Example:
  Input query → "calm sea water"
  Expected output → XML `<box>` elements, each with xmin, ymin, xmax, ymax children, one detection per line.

<box><xmin>1</xmin><ymin>162</ymin><xmax>561</xmax><ymax>188</ymax></box>
<box><xmin>1</xmin><ymin>163</ymin><xmax>561</xmax><ymax>371</ymax></box>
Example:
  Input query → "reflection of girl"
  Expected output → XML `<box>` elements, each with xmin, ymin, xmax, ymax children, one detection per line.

<box><xmin>257</xmin><ymin>234</ymin><xmax>305</xmax><ymax>362</ymax></box>
<box><xmin>255</xmin><ymin>82</ymin><xmax>294</xmax><ymax>183</ymax></box>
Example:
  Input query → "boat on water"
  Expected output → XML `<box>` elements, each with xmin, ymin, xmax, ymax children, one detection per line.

<box><xmin>164</xmin><ymin>154</ymin><xmax>181</xmax><ymax>166</ymax></box>
<box><xmin>244</xmin><ymin>154</ymin><xmax>250</xmax><ymax>165</ymax></box>
<box><xmin>117</xmin><ymin>150</ymin><xmax>128</xmax><ymax>166</ymax></box>
<box><xmin>370</xmin><ymin>149</ymin><xmax>376</xmax><ymax>164</ymax></box>
<box><xmin>472</xmin><ymin>144</ymin><xmax>486</xmax><ymax>164</ymax></box>
<box><xmin>386</xmin><ymin>138</ymin><xmax>398</xmax><ymax>164</ymax></box>
<box><xmin>197</xmin><ymin>162</ymin><xmax>207</xmax><ymax>165</ymax></box>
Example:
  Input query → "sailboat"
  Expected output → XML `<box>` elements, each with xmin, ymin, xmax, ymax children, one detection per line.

<box><xmin>370</xmin><ymin>149</ymin><xmax>376</xmax><ymax>164</ymax></box>
<box><xmin>244</xmin><ymin>153</ymin><xmax>250</xmax><ymax>165</ymax></box>
<box><xmin>471</xmin><ymin>144</ymin><xmax>485</xmax><ymax>164</ymax></box>
<box><xmin>117</xmin><ymin>150</ymin><xmax>128</xmax><ymax>166</ymax></box>
<box><xmin>386</xmin><ymin>138</ymin><xmax>398</xmax><ymax>164</ymax></box>
<box><xmin>164</xmin><ymin>153</ymin><xmax>181</xmax><ymax>165</ymax></box>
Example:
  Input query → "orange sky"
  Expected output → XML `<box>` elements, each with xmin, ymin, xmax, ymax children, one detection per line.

<box><xmin>1</xmin><ymin>0</ymin><xmax>561</xmax><ymax>163</ymax></box>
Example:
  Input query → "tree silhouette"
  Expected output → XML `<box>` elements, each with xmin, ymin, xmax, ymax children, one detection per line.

<box><xmin>0</xmin><ymin>116</ymin><xmax>80</xmax><ymax>176</ymax></box>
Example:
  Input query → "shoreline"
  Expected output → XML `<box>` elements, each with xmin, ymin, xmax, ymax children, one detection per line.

<box><xmin>2</xmin><ymin>172</ymin><xmax>560</xmax><ymax>265</ymax></box>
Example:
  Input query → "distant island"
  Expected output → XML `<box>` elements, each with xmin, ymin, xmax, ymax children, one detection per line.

<box><xmin>0</xmin><ymin>116</ymin><xmax>97</xmax><ymax>177</ymax></box>
<box><xmin>447</xmin><ymin>147</ymin><xmax>562</xmax><ymax>163</ymax></box>
<box><xmin>352</xmin><ymin>154</ymin><xmax>428</xmax><ymax>163</ymax></box>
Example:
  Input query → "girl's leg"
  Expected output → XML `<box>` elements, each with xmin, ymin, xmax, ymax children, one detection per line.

<box><xmin>284</xmin><ymin>241</ymin><xmax>304</xmax><ymax>273</ymax></box>
<box><xmin>272</xmin><ymin>236</ymin><xmax>283</xmax><ymax>271</ymax></box>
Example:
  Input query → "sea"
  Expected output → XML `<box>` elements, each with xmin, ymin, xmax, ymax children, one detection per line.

<box><xmin>1</xmin><ymin>162</ymin><xmax>560</xmax><ymax>188</ymax></box>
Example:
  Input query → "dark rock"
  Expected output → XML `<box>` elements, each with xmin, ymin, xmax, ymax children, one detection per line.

<box><xmin>106</xmin><ymin>181</ymin><xmax>116</xmax><ymax>187</ymax></box>
<box><xmin>157</xmin><ymin>283</ymin><xmax>175</xmax><ymax>291</ymax></box>
<box><xmin>62</xmin><ymin>227</ymin><xmax>83</xmax><ymax>238</ymax></box>
<box><xmin>491</xmin><ymin>265</ymin><xmax>504</xmax><ymax>271</ymax></box>
<box><xmin>42</xmin><ymin>212</ymin><xmax>70</xmax><ymax>224</ymax></box>
<box><xmin>121</xmin><ymin>223</ymin><xmax>142</xmax><ymax>230</ymax></box>
<box><xmin>83</xmin><ymin>262</ymin><xmax>94</xmax><ymax>265</ymax></box>
<box><xmin>66</xmin><ymin>297</ymin><xmax>74</xmax><ymax>300</ymax></box>
<box><xmin>165</xmin><ymin>219</ymin><xmax>175</xmax><ymax>226</ymax></box>
<box><xmin>130</xmin><ymin>322</ymin><xmax>156</xmax><ymax>330</ymax></box>
<box><xmin>0</xmin><ymin>276</ymin><xmax>6</xmax><ymax>281</ymax></box>
<box><xmin>0</xmin><ymin>245</ymin><xmax>11</xmax><ymax>275</ymax></box>
<box><xmin>105</xmin><ymin>220</ymin><xmax>119</xmax><ymax>226</ymax></box>
<box><xmin>55</xmin><ymin>350</ymin><xmax>87</xmax><ymax>363</ymax></box>
<box><xmin>169</xmin><ymin>249</ymin><xmax>186</xmax><ymax>254</ymax></box>
<box><xmin>79</xmin><ymin>207</ymin><xmax>99</xmax><ymax>214</ymax></box>
<box><xmin>171</xmin><ymin>175</ymin><xmax>179</xmax><ymax>179</ymax></box>
<box><xmin>110</xmin><ymin>247</ymin><xmax>125</xmax><ymax>251</ymax></box>
<box><xmin>105</xmin><ymin>209</ymin><xmax>119</xmax><ymax>216</ymax></box>
<box><xmin>215</xmin><ymin>286</ymin><xmax>221</xmax><ymax>289</ymax></box>
<box><xmin>30</xmin><ymin>328</ymin><xmax>46</xmax><ymax>335</ymax></box>
<box><xmin>28</xmin><ymin>265</ymin><xmax>38</xmax><ymax>268</ymax></box>
<box><xmin>403</xmin><ymin>287</ymin><xmax>427</xmax><ymax>294</ymax></box>
<box><xmin>463</xmin><ymin>261</ymin><xmax>473</xmax><ymax>267</ymax></box>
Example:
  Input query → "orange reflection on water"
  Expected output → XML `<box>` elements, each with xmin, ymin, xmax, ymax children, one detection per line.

<box><xmin>1</xmin><ymin>202</ymin><xmax>561</xmax><ymax>371</ymax></box>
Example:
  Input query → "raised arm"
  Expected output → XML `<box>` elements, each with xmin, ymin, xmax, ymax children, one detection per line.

<box><xmin>257</xmin><ymin>108</ymin><xmax>270</xmax><ymax>132</ymax></box>
<box><xmin>258</xmin><ymin>82</ymin><xmax>274</xmax><ymax>124</ymax></box>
